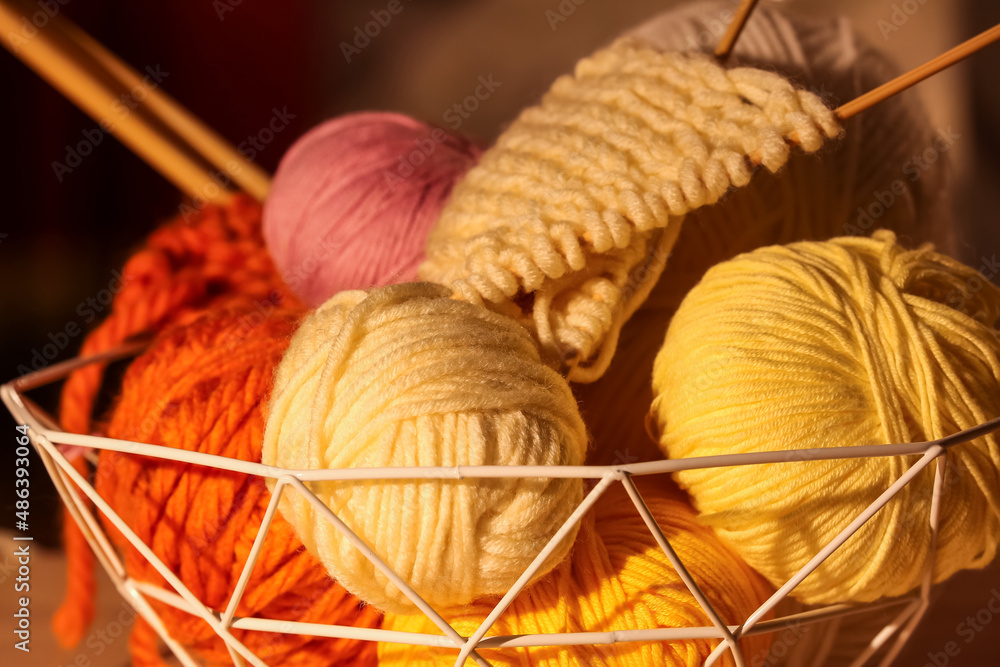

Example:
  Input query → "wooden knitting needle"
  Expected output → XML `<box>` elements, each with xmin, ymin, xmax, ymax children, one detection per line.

<box><xmin>836</xmin><ymin>22</ymin><xmax>1000</xmax><ymax>120</ymax></box>
<box><xmin>0</xmin><ymin>0</ymin><xmax>230</xmax><ymax>204</ymax></box>
<box><xmin>48</xmin><ymin>11</ymin><xmax>272</xmax><ymax>201</ymax></box>
<box><xmin>715</xmin><ymin>0</ymin><xmax>760</xmax><ymax>61</ymax></box>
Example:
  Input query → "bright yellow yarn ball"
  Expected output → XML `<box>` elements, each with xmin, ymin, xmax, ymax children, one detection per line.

<box><xmin>262</xmin><ymin>282</ymin><xmax>588</xmax><ymax>613</ymax></box>
<box><xmin>651</xmin><ymin>230</ymin><xmax>1000</xmax><ymax>604</ymax></box>
<box><xmin>379</xmin><ymin>478</ymin><xmax>774</xmax><ymax>666</ymax></box>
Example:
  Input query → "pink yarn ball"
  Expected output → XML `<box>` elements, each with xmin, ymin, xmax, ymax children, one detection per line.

<box><xmin>263</xmin><ymin>111</ymin><xmax>480</xmax><ymax>305</ymax></box>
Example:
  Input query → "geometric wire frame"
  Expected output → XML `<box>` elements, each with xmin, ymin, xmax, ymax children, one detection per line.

<box><xmin>5</xmin><ymin>345</ymin><xmax>1000</xmax><ymax>667</ymax></box>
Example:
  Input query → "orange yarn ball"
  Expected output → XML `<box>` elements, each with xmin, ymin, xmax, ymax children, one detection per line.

<box><xmin>60</xmin><ymin>195</ymin><xmax>301</xmax><ymax>437</ymax></box>
<box><xmin>96</xmin><ymin>309</ymin><xmax>380</xmax><ymax>666</ymax></box>
<box><xmin>55</xmin><ymin>197</ymin><xmax>303</xmax><ymax>649</ymax></box>
<box><xmin>379</xmin><ymin>478</ymin><xmax>773</xmax><ymax>666</ymax></box>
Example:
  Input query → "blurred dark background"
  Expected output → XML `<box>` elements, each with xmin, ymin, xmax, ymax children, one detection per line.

<box><xmin>1</xmin><ymin>0</ymin><xmax>999</xmax><ymax>664</ymax></box>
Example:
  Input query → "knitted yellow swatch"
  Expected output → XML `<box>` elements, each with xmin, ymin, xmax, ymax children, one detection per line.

<box><xmin>420</xmin><ymin>37</ymin><xmax>841</xmax><ymax>381</ymax></box>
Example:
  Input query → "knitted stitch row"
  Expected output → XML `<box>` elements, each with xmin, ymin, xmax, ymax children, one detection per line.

<box><xmin>420</xmin><ymin>38</ymin><xmax>841</xmax><ymax>380</ymax></box>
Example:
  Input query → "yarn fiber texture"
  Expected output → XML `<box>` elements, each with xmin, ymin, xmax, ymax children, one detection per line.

<box><xmin>576</xmin><ymin>1</ymin><xmax>958</xmax><ymax>464</ymax></box>
<box><xmin>420</xmin><ymin>37</ymin><xmax>841</xmax><ymax>381</ymax></box>
<box><xmin>263</xmin><ymin>112</ymin><xmax>480</xmax><ymax>305</ymax></box>
<box><xmin>378</xmin><ymin>478</ymin><xmax>774</xmax><ymax>666</ymax></box>
<box><xmin>262</xmin><ymin>282</ymin><xmax>589</xmax><ymax>614</ymax></box>
<box><xmin>626</xmin><ymin>0</ymin><xmax>954</xmax><ymax>257</ymax></box>
<box><xmin>651</xmin><ymin>230</ymin><xmax>1000</xmax><ymax>604</ymax></box>
<box><xmin>55</xmin><ymin>196</ymin><xmax>301</xmax><ymax>648</ymax></box>
<box><xmin>95</xmin><ymin>309</ymin><xmax>380</xmax><ymax>667</ymax></box>
<box><xmin>61</xmin><ymin>194</ymin><xmax>300</xmax><ymax>438</ymax></box>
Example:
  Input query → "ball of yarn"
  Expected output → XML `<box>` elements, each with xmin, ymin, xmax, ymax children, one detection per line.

<box><xmin>95</xmin><ymin>308</ymin><xmax>381</xmax><ymax>667</ymax></box>
<box><xmin>577</xmin><ymin>0</ymin><xmax>958</xmax><ymax>464</ymax></box>
<box><xmin>61</xmin><ymin>194</ymin><xmax>300</xmax><ymax>437</ymax></box>
<box><xmin>263</xmin><ymin>112</ymin><xmax>481</xmax><ymax>305</ymax></box>
<box><xmin>651</xmin><ymin>231</ymin><xmax>1000</xmax><ymax>604</ymax></box>
<box><xmin>55</xmin><ymin>195</ymin><xmax>301</xmax><ymax>648</ymax></box>
<box><xmin>378</xmin><ymin>478</ymin><xmax>774</xmax><ymax>666</ymax></box>
<box><xmin>262</xmin><ymin>282</ymin><xmax>588</xmax><ymax>613</ymax></box>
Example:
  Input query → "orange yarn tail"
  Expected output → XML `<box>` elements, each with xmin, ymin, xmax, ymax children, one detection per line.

<box><xmin>53</xmin><ymin>455</ymin><xmax>96</xmax><ymax>649</ymax></box>
<box><xmin>129</xmin><ymin>616</ymin><xmax>171</xmax><ymax>667</ymax></box>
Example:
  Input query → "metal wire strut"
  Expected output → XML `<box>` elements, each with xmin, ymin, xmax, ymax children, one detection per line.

<box><xmin>5</xmin><ymin>346</ymin><xmax>998</xmax><ymax>667</ymax></box>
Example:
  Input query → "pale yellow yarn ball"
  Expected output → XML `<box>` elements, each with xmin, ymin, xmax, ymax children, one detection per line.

<box><xmin>651</xmin><ymin>231</ymin><xmax>1000</xmax><ymax>604</ymax></box>
<box><xmin>262</xmin><ymin>282</ymin><xmax>588</xmax><ymax>613</ymax></box>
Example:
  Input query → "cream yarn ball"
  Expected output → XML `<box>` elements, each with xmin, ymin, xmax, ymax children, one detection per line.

<box><xmin>262</xmin><ymin>282</ymin><xmax>588</xmax><ymax>613</ymax></box>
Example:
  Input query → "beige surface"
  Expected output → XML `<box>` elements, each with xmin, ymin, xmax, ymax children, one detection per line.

<box><xmin>1</xmin><ymin>529</ymin><xmax>130</xmax><ymax>667</ymax></box>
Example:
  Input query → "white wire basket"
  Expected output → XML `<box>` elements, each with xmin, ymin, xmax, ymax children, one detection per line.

<box><xmin>5</xmin><ymin>343</ymin><xmax>1000</xmax><ymax>667</ymax></box>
